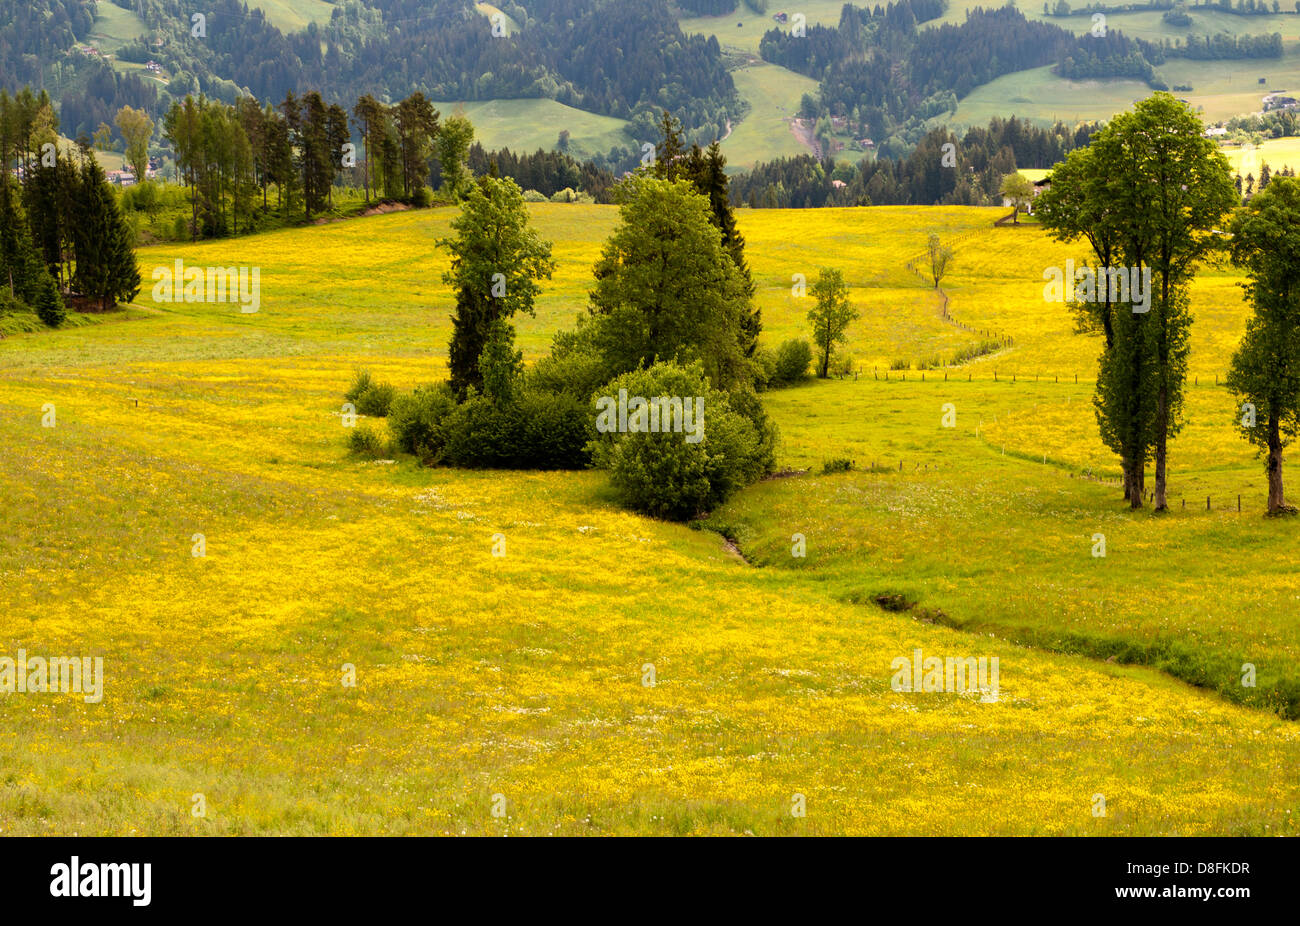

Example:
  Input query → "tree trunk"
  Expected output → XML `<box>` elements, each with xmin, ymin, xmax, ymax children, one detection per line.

<box><xmin>1121</xmin><ymin>454</ymin><xmax>1131</xmax><ymax>502</ymax></box>
<box><xmin>1129</xmin><ymin>463</ymin><xmax>1145</xmax><ymax>510</ymax></box>
<box><xmin>1268</xmin><ymin>412</ymin><xmax>1286</xmax><ymax>513</ymax></box>
<box><xmin>1154</xmin><ymin>386</ymin><xmax>1168</xmax><ymax>510</ymax></box>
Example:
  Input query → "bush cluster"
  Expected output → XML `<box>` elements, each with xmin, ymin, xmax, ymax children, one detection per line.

<box><xmin>387</xmin><ymin>384</ymin><xmax>590</xmax><ymax>469</ymax></box>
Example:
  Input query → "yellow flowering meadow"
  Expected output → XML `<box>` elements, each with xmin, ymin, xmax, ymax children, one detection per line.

<box><xmin>0</xmin><ymin>205</ymin><xmax>1295</xmax><ymax>835</ymax></box>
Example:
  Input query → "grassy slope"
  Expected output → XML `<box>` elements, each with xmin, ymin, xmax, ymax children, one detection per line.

<box><xmin>722</xmin><ymin>63</ymin><xmax>821</xmax><ymax>168</ymax></box>
<box><xmin>432</xmin><ymin>99</ymin><xmax>634</xmax><ymax>162</ymax></box>
<box><xmin>250</xmin><ymin>0</ymin><xmax>337</xmax><ymax>32</ymax></box>
<box><xmin>0</xmin><ymin>204</ymin><xmax>1297</xmax><ymax>835</ymax></box>
<box><xmin>88</xmin><ymin>1</ymin><xmax>148</xmax><ymax>52</ymax></box>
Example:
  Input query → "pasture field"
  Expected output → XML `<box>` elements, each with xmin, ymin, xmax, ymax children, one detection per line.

<box><xmin>1221</xmin><ymin>136</ymin><xmax>1300</xmax><ymax>176</ymax></box>
<box><xmin>1</xmin><ymin>204</ymin><xmax>1297</xmax><ymax>835</ymax></box>
<box><xmin>722</xmin><ymin>62</ymin><xmax>822</xmax><ymax>168</ymax></box>
<box><xmin>88</xmin><ymin>2</ymin><xmax>149</xmax><ymax>53</ymax></box>
<box><xmin>246</xmin><ymin>0</ymin><xmax>337</xmax><ymax>32</ymax></box>
<box><xmin>429</xmin><ymin>99</ymin><xmax>635</xmax><ymax>164</ymax></box>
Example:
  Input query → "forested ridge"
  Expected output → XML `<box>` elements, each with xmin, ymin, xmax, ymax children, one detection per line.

<box><xmin>763</xmin><ymin>0</ymin><xmax>1283</xmax><ymax>155</ymax></box>
<box><xmin>2</xmin><ymin>0</ymin><xmax>737</xmax><ymax>151</ymax></box>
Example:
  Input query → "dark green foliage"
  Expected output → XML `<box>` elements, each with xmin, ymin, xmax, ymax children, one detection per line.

<box><xmin>467</xmin><ymin>143</ymin><xmax>616</xmax><ymax>203</ymax></box>
<box><xmin>442</xmin><ymin>174</ymin><xmax>555</xmax><ymax>398</ymax></box>
<box><xmin>822</xmin><ymin>458</ymin><xmax>854</xmax><ymax>474</ymax></box>
<box><xmin>440</xmin><ymin>389</ymin><xmax>591</xmax><ymax>470</ymax></box>
<box><xmin>387</xmin><ymin>384</ymin><xmax>459</xmax><ymax>462</ymax></box>
<box><xmin>587</xmin><ymin>175</ymin><xmax>751</xmax><ymax>390</ymax></box>
<box><xmin>33</xmin><ymin>269</ymin><xmax>66</xmax><ymax>327</ymax></box>
<box><xmin>71</xmin><ymin>157</ymin><xmax>141</xmax><ymax>311</ymax></box>
<box><xmin>771</xmin><ymin>339</ymin><xmax>813</xmax><ymax>386</ymax></box>
<box><xmin>588</xmin><ymin>361</ymin><xmax>776</xmax><ymax>520</ymax></box>
<box><xmin>344</xmin><ymin>370</ymin><xmax>396</xmax><ymax>417</ymax></box>
<box><xmin>356</xmin><ymin>382</ymin><xmax>395</xmax><ymax>417</ymax></box>
<box><xmin>386</xmin><ymin>382</ymin><xmax>590</xmax><ymax>469</ymax></box>
<box><xmin>347</xmin><ymin>424</ymin><xmax>388</xmax><ymax>458</ymax></box>
<box><xmin>731</xmin><ymin>116</ymin><xmax>1096</xmax><ymax>208</ymax></box>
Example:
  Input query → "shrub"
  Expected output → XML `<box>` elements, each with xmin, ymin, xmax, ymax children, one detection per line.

<box><xmin>441</xmin><ymin>389</ymin><xmax>591</xmax><ymax>469</ymax></box>
<box><xmin>750</xmin><ymin>347</ymin><xmax>778</xmax><ymax>390</ymax></box>
<box><xmin>33</xmin><ymin>272</ymin><xmax>66</xmax><ymax>327</ymax></box>
<box><xmin>522</xmin><ymin>189</ymin><xmax>549</xmax><ymax>203</ymax></box>
<box><xmin>588</xmin><ymin>361</ymin><xmax>777</xmax><ymax>520</ymax></box>
<box><xmin>345</xmin><ymin>369</ymin><xmax>395</xmax><ymax>417</ymax></box>
<box><xmin>387</xmin><ymin>384</ymin><xmax>458</xmax><ymax>462</ymax></box>
<box><xmin>528</xmin><ymin>349</ymin><xmax>611</xmax><ymax>400</ymax></box>
<box><xmin>409</xmin><ymin>185</ymin><xmax>433</xmax><ymax>208</ymax></box>
<box><xmin>347</xmin><ymin>424</ymin><xmax>387</xmax><ymax>458</ymax></box>
<box><xmin>357</xmin><ymin>381</ymin><xmax>395</xmax><ymax>416</ymax></box>
<box><xmin>771</xmin><ymin>339</ymin><xmax>812</xmax><ymax>385</ymax></box>
<box><xmin>344</xmin><ymin>369</ymin><xmax>374</xmax><ymax>402</ymax></box>
<box><xmin>822</xmin><ymin>458</ymin><xmax>853</xmax><ymax>474</ymax></box>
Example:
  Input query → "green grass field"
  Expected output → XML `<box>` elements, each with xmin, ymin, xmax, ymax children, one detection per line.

<box><xmin>88</xmin><ymin>1</ymin><xmax>149</xmax><ymax>53</ymax></box>
<box><xmin>1</xmin><ymin>202</ymin><xmax>1298</xmax><ymax>835</ymax></box>
<box><xmin>243</xmin><ymin>0</ymin><xmax>338</xmax><ymax>32</ymax></box>
<box><xmin>431</xmin><ymin>99</ymin><xmax>635</xmax><ymax>163</ymax></box>
<box><xmin>1220</xmin><ymin>135</ymin><xmax>1300</xmax><ymax>175</ymax></box>
<box><xmin>722</xmin><ymin>62</ymin><xmax>821</xmax><ymax>168</ymax></box>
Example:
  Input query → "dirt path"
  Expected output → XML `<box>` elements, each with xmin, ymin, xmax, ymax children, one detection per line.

<box><xmin>790</xmin><ymin>118</ymin><xmax>820</xmax><ymax>158</ymax></box>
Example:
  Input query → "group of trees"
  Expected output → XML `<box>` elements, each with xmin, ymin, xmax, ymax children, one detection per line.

<box><xmin>1037</xmin><ymin>93</ymin><xmax>1300</xmax><ymax>514</ymax></box>
<box><xmin>1</xmin><ymin>138</ymin><xmax>140</xmax><ymax>324</ymax></box>
<box><xmin>155</xmin><ymin>89</ymin><xmax>449</xmax><ymax>239</ymax></box>
<box><xmin>730</xmin><ymin>117</ymin><xmax>1095</xmax><ymax>208</ymax></box>
<box><xmin>1048</xmin><ymin>0</ymin><xmax>1293</xmax><ymax>14</ymax></box>
<box><xmin>464</xmin><ymin>143</ymin><xmax>616</xmax><ymax>203</ymax></box>
<box><xmin>374</xmin><ymin>112</ymin><xmax>776</xmax><ymax>519</ymax></box>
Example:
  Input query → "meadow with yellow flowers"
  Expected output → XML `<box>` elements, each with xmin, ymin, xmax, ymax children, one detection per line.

<box><xmin>1</xmin><ymin>204</ymin><xmax>1296</xmax><ymax>835</ymax></box>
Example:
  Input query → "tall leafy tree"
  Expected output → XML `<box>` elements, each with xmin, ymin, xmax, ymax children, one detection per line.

<box><xmin>394</xmin><ymin>93</ymin><xmax>439</xmax><ymax>201</ymax></box>
<box><xmin>441</xmin><ymin>175</ymin><xmax>555</xmax><ymax>398</ymax></box>
<box><xmin>807</xmin><ymin>267</ymin><xmax>858</xmax><ymax>377</ymax></box>
<box><xmin>1106</xmin><ymin>94</ymin><xmax>1236</xmax><ymax>510</ymax></box>
<box><xmin>115</xmin><ymin>105</ymin><xmax>154</xmax><ymax>182</ymax></box>
<box><xmin>1226</xmin><ymin>176</ymin><xmax>1300</xmax><ymax>514</ymax></box>
<box><xmin>1042</xmin><ymin>93</ymin><xmax>1235</xmax><ymax>509</ymax></box>
<box><xmin>653</xmin><ymin>115</ymin><xmax>759</xmax><ymax>354</ymax></box>
<box><xmin>587</xmin><ymin>175</ymin><xmax>752</xmax><ymax>389</ymax></box>
<box><xmin>434</xmin><ymin>115</ymin><xmax>474</xmax><ymax>201</ymax></box>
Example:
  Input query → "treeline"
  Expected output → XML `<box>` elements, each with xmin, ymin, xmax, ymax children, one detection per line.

<box><xmin>675</xmin><ymin>0</ymin><xmax>739</xmax><ymax>13</ymax></box>
<box><xmin>1</xmin><ymin>89</ymin><xmax>141</xmax><ymax>325</ymax></box>
<box><xmin>730</xmin><ymin>117</ymin><xmax>1095</xmax><ymax>208</ymax></box>
<box><xmin>1058</xmin><ymin>30</ymin><xmax>1281</xmax><ymax>84</ymax></box>
<box><xmin>157</xmin><ymin>89</ymin><xmax>446</xmax><ymax>239</ymax></box>
<box><xmin>1170</xmin><ymin>32</ymin><xmax>1283</xmax><ymax>59</ymax></box>
<box><xmin>1226</xmin><ymin>108</ymin><xmax>1300</xmax><ymax>136</ymax></box>
<box><xmin>465</xmin><ymin>144</ymin><xmax>617</xmax><ymax>203</ymax></box>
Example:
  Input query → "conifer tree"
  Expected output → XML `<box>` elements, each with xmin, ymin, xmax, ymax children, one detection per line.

<box><xmin>71</xmin><ymin>157</ymin><xmax>140</xmax><ymax>312</ymax></box>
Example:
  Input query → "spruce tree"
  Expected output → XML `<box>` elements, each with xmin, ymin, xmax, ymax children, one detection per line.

<box><xmin>72</xmin><ymin>157</ymin><xmax>140</xmax><ymax>312</ymax></box>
